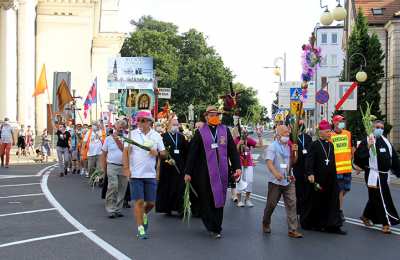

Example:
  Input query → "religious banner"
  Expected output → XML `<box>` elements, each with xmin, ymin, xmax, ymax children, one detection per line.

<box><xmin>107</xmin><ymin>57</ymin><xmax>154</xmax><ymax>90</ymax></box>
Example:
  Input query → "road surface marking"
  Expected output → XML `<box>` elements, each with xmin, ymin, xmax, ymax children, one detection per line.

<box><xmin>0</xmin><ymin>175</ymin><xmax>39</xmax><ymax>179</ymax></box>
<box><xmin>0</xmin><ymin>193</ymin><xmax>44</xmax><ymax>199</ymax></box>
<box><xmin>41</xmin><ymin>170</ymin><xmax>132</xmax><ymax>260</ymax></box>
<box><xmin>250</xmin><ymin>193</ymin><xmax>400</xmax><ymax>234</ymax></box>
<box><xmin>0</xmin><ymin>183</ymin><xmax>41</xmax><ymax>188</ymax></box>
<box><xmin>0</xmin><ymin>231</ymin><xmax>84</xmax><ymax>248</ymax></box>
<box><xmin>36</xmin><ymin>164</ymin><xmax>58</xmax><ymax>176</ymax></box>
<box><xmin>0</xmin><ymin>208</ymin><xmax>56</xmax><ymax>217</ymax></box>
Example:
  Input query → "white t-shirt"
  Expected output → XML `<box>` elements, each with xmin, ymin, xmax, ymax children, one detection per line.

<box><xmin>125</xmin><ymin>129</ymin><xmax>165</xmax><ymax>178</ymax></box>
<box><xmin>85</xmin><ymin>130</ymin><xmax>103</xmax><ymax>156</ymax></box>
<box><xmin>102</xmin><ymin>135</ymin><xmax>123</xmax><ymax>165</ymax></box>
<box><xmin>1</xmin><ymin>124</ymin><xmax>13</xmax><ymax>144</ymax></box>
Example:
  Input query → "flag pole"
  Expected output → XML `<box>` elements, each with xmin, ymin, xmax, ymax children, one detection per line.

<box><xmin>46</xmin><ymin>86</ymin><xmax>56</xmax><ymax>154</ymax></box>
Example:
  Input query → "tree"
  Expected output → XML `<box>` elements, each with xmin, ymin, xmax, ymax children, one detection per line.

<box><xmin>344</xmin><ymin>8</ymin><xmax>387</xmax><ymax>140</ymax></box>
<box><xmin>121</xmin><ymin>17</ymin><xmax>235</xmax><ymax>120</ymax></box>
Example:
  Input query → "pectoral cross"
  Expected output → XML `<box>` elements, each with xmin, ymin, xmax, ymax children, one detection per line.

<box><xmin>325</xmin><ymin>159</ymin><xmax>330</xmax><ymax>166</ymax></box>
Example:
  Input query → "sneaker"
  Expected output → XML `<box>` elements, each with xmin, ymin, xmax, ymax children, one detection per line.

<box><xmin>143</xmin><ymin>213</ymin><xmax>149</xmax><ymax>231</ymax></box>
<box><xmin>288</xmin><ymin>230</ymin><xmax>303</xmax><ymax>238</ymax></box>
<box><xmin>137</xmin><ymin>225</ymin><xmax>148</xmax><ymax>239</ymax></box>
<box><xmin>237</xmin><ymin>201</ymin><xmax>245</xmax><ymax>207</ymax></box>
<box><xmin>245</xmin><ymin>199</ymin><xmax>254</xmax><ymax>207</ymax></box>
<box><xmin>108</xmin><ymin>213</ymin><xmax>117</xmax><ymax>219</ymax></box>
<box><xmin>214</xmin><ymin>233</ymin><xmax>222</xmax><ymax>239</ymax></box>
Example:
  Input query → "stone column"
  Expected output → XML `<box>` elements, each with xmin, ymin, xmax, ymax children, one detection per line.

<box><xmin>17</xmin><ymin>0</ymin><xmax>36</xmax><ymax>129</ymax></box>
<box><xmin>0</xmin><ymin>0</ymin><xmax>18</xmax><ymax>123</ymax></box>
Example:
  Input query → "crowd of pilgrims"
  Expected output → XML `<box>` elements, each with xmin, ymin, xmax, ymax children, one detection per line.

<box><xmin>50</xmin><ymin>106</ymin><xmax>400</xmax><ymax>239</ymax></box>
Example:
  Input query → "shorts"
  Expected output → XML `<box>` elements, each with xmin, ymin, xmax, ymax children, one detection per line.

<box><xmin>337</xmin><ymin>173</ymin><xmax>352</xmax><ymax>192</ymax></box>
<box><xmin>130</xmin><ymin>178</ymin><xmax>157</xmax><ymax>202</ymax></box>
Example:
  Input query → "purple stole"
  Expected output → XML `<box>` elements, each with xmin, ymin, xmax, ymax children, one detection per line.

<box><xmin>199</xmin><ymin>124</ymin><xmax>229</xmax><ymax>208</ymax></box>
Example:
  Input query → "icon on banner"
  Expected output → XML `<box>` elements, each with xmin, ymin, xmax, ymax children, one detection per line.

<box><xmin>290</xmin><ymin>88</ymin><xmax>302</xmax><ymax>101</ymax></box>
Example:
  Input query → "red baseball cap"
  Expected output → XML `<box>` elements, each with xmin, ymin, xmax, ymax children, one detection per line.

<box><xmin>332</xmin><ymin>115</ymin><xmax>345</xmax><ymax>123</ymax></box>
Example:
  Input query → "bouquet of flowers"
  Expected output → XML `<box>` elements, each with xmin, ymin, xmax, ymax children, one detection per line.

<box><xmin>121</xmin><ymin>136</ymin><xmax>151</xmax><ymax>151</ymax></box>
<box><xmin>89</xmin><ymin>169</ymin><xmax>103</xmax><ymax>189</ymax></box>
<box><xmin>360</xmin><ymin>102</ymin><xmax>377</xmax><ymax>156</ymax></box>
<box><xmin>182</xmin><ymin>181</ymin><xmax>198</xmax><ymax>225</ymax></box>
<box><xmin>314</xmin><ymin>182</ymin><xmax>323</xmax><ymax>192</ymax></box>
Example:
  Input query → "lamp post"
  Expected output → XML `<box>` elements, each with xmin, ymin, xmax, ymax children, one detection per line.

<box><xmin>264</xmin><ymin>53</ymin><xmax>287</xmax><ymax>82</ymax></box>
<box><xmin>346</xmin><ymin>52</ymin><xmax>368</xmax><ymax>83</ymax></box>
<box><xmin>320</xmin><ymin>0</ymin><xmax>347</xmax><ymax>26</ymax></box>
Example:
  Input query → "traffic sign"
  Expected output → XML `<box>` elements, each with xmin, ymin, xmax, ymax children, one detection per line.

<box><xmin>158</xmin><ymin>88</ymin><xmax>171</xmax><ymax>99</ymax></box>
<box><xmin>316</xmin><ymin>89</ymin><xmax>329</xmax><ymax>104</ymax></box>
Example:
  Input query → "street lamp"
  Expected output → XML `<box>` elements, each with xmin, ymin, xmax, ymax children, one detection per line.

<box><xmin>347</xmin><ymin>52</ymin><xmax>368</xmax><ymax>83</ymax></box>
<box><xmin>320</xmin><ymin>0</ymin><xmax>346</xmax><ymax>26</ymax></box>
<box><xmin>263</xmin><ymin>53</ymin><xmax>287</xmax><ymax>82</ymax></box>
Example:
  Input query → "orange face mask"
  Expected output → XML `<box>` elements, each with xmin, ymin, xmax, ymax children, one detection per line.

<box><xmin>208</xmin><ymin>115</ymin><xmax>221</xmax><ymax>126</ymax></box>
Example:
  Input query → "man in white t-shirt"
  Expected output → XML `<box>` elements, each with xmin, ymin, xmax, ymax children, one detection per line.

<box><xmin>122</xmin><ymin>110</ymin><xmax>166</xmax><ymax>239</ymax></box>
<box><xmin>101</xmin><ymin>120</ymin><xmax>129</xmax><ymax>218</ymax></box>
<box><xmin>0</xmin><ymin>117</ymin><xmax>15</xmax><ymax>168</ymax></box>
<box><xmin>83</xmin><ymin>121</ymin><xmax>104</xmax><ymax>178</ymax></box>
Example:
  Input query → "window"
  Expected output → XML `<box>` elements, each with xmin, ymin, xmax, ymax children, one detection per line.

<box><xmin>331</xmin><ymin>33</ymin><xmax>338</xmax><ymax>44</ymax></box>
<box><xmin>331</xmin><ymin>55</ymin><xmax>337</xmax><ymax>66</ymax></box>
<box><xmin>321</xmin><ymin>55</ymin><xmax>327</xmax><ymax>66</ymax></box>
<box><xmin>371</xmin><ymin>8</ymin><xmax>384</xmax><ymax>16</ymax></box>
<box><xmin>321</xmin><ymin>33</ymin><xmax>328</xmax><ymax>44</ymax></box>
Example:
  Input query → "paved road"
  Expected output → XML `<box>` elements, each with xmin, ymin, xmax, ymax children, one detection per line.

<box><xmin>1</xmin><ymin>154</ymin><xmax>400</xmax><ymax>259</ymax></box>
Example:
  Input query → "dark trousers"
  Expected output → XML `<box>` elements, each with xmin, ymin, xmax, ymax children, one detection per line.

<box><xmin>201</xmin><ymin>206</ymin><xmax>224</xmax><ymax>234</ymax></box>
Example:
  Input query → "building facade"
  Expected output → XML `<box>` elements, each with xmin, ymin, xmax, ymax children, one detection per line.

<box><xmin>314</xmin><ymin>25</ymin><xmax>346</xmax><ymax>123</ymax></box>
<box><xmin>0</xmin><ymin>0</ymin><xmax>125</xmax><ymax>132</ymax></box>
<box><xmin>345</xmin><ymin>0</ymin><xmax>400</xmax><ymax>147</ymax></box>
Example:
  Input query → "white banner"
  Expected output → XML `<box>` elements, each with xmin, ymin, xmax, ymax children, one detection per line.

<box><xmin>278</xmin><ymin>81</ymin><xmax>315</xmax><ymax>110</ymax></box>
<box><xmin>158</xmin><ymin>88</ymin><xmax>171</xmax><ymax>99</ymax></box>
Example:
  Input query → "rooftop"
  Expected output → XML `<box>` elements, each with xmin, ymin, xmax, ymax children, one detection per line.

<box><xmin>355</xmin><ymin>0</ymin><xmax>400</xmax><ymax>25</ymax></box>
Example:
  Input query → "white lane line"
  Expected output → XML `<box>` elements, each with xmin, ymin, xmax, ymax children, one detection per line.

<box><xmin>0</xmin><ymin>193</ymin><xmax>44</xmax><ymax>199</ymax></box>
<box><xmin>36</xmin><ymin>164</ymin><xmax>58</xmax><ymax>176</ymax></box>
<box><xmin>0</xmin><ymin>231</ymin><xmax>84</xmax><ymax>248</ymax></box>
<box><xmin>41</xmin><ymin>171</ymin><xmax>131</xmax><ymax>260</ymax></box>
<box><xmin>0</xmin><ymin>183</ymin><xmax>41</xmax><ymax>188</ymax></box>
<box><xmin>0</xmin><ymin>208</ymin><xmax>56</xmax><ymax>217</ymax></box>
<box><xmin>250</xmin><ymin>193</ymin><xmax>400</xmax><ymax>234</ymax></box>
<box><xmin>0</xmin><ymin>175</ymin><xmax>39</xmax><ymax>179</ymax></box>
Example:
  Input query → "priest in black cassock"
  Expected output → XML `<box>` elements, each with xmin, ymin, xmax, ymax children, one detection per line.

<box><xmin>302</xmin><ymin>120</ymin><xmax>346</xmax><ymax>235</ymax></box>
<box><xmin>354</xmin><ymin>120</ymin><xmax>400</xmax><ymax>234</ymax></box>
<box><xmin>156</xmin><ymin>118</ymin><xmax>189</xmax><ymax>215</ymax></box>
<box><xmin>184</xmin><ymin>106</ymin><xmax>241</xmax><ymax>239</ymax></box>
<box><xmin>292</xmin><ymin>120</ymin><xmax>313</xmax><ymax>217</ymax></box>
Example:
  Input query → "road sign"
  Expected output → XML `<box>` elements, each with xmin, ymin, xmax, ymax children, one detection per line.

<box><xmin>316</xmin><ymin>89</ymin><xmax>329</xmax><ymax>104</ymax></box>
<box><xmin>158</xmin><ymin>88</ymin><xmax>171</xmax><ymax>99</ymax></box>
<box><xmin>335</xmin><ymin>82</ymin><xmax>358</xmax><ymax>111</ymax></box>
<box><xmin>278</xmin><ymin>81</ymin><xmax>315</xmax><ymax>110</ymax></box>
<box><xmin>290</xmin><ymin>88</ymin><xmax>302</xmax><ymax>101</ymax></box>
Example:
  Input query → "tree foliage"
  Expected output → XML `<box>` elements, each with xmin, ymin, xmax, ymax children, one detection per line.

<box><xmin>121</xmin><ymin>16</ymin><xmax>262</xmax><ymax>124</ymax></box>
<box><xmin>343</xmin><ymin>8</ymin><xmax>387</xmax><ymax>140</ymax></box>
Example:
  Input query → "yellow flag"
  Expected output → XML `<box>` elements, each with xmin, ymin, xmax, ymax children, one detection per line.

<box><xmin>57</xmin><ymin>80</ymin><xmax>73</xmax><ymax>112</ymax></box>
<box><xmin>33</xmin><ymin>64</ymin><xmax>48</xmax><ymax>97</ymax></box>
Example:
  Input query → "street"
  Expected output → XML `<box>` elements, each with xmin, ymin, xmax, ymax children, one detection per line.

<box><xmin>1</xmin><ymin>156</ymin><xmax>399</xmax><ymax>260</ymax></box>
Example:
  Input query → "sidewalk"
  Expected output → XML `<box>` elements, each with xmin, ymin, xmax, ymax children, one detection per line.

<box><xmin>7</xmin><ymin>147</ymin><xmax>57</xmax><ymax>165</ymax></box>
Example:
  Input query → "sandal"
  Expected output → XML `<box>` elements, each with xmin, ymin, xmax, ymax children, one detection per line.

<box><xmin>382</xmin><ymin>225</ymin><xmax>391</xmax><ymax>234</ymax></box>
<box><xmin>360</xmin><ymin>216</ymin><xmax>373</xmax><ymax>227</ymax></box>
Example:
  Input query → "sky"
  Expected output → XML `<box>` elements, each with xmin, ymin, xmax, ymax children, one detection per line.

<box><xmin>119</xmin><ymin>0</ymin><xmax>342</xmax><ymax>113</ymax></box>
